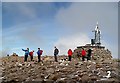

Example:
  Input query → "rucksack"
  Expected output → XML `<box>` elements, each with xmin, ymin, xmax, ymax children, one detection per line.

<box><xmin>29</xmin><ymin>52</ymin><xmax>33</xmax><ymax>56</ymax></box>
<box><xmin>40</xmin><ymin>50</ymin><xmax>43</xmax><ymax>55</ymax></box>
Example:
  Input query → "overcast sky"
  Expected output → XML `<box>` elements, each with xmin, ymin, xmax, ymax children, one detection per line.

<box><xmin>1</xmin><ymin>2</ymin><xmax>118</xmax><ymax>58</ymax></box>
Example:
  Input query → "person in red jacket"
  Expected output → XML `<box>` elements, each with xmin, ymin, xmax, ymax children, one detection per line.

<box><xmin>29</xmin><ymin>50</ymin><xmax>34</xmax><ymax>61</ymax></box>
<box><xmin>81</xmin><ymin>48</ymin><xmax>86</xmax><ymax>61</ymax></box>
<box><xmin>68</xmin><ymin>49</ymin><xmax>73</xmax><ymax>61</ymax></box>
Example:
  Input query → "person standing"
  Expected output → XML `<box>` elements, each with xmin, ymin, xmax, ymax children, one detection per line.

<box><xmin>54</xmin><ymin>46</ymin><xmax>59</xmax><ymax>62</ymax></box>
<box><xmin>29</xmin><ymin>50</ymin><xmax>34</xmax><ymax>61</ymax></box>
<box><xmin>87</xmin><ymin>48</ymin><xmax>92</xmax><ymax>60</ymax></box>
<box><xmin>68</xmin><ymin>49</ymin><xmax>73</xmax><ymax>61</ymax></box>
<box><xmin>37</xmin><ymin>48</ymin><xmax>43</xmax><ymax>62</ymax></box>
<box><xmin>81</xmin><ymin>48</ymin><xmax>86</xmax><ymax>61</ymax></box>
<box><xmin>77</xmin><ymin>51</ymin><xmax>81</xmax><ymax>60</ymax></box>
<box><xmin>22</xmin><ymin>48</ymin><xmax>29</xmax><ymax>62</ymax></box>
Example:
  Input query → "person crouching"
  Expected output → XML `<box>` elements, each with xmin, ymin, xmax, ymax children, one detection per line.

<box><xmin>29</xmin><ymin>50</ymin><xmax>34</xmax><ymax>61</ymax></box>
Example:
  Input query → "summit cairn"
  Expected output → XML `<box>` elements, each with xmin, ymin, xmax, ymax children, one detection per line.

<box><xmin>73</xmin><ymin>22</ymin><xmax>112</xmax><ymax>61</ymax></box>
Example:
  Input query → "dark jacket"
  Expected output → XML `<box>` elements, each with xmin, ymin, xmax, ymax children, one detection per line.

<box><xmin>87</xmin><ymin>49</ymin><xmax>92</xmax><ymax>56</ymax></box>
<box><xmin>54</xmin><ymin>48</ymin><xmax>59</xmax><ymax>55</ymax></box>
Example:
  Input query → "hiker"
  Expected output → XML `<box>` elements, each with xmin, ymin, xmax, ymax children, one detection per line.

<box><xmin>29</xmin><ymin>50</ymin><xmax>34</xmax><ymax>61</ymax></box>
<box><xmin>37</xmin><ymin>48</ymin><xmax>43</xmax><ymax>62</ymax></box>
<box><xmin>87</xmin><ymin>48</ymin><xmax>92</xmax><ymax>60</ymax></box>
<box><xmin>7</xmin><ymin>54</ymin><xmax>9</xmax><ymax>57</ymax></box>
<box><xmin>54</xmin><ymin>46</ymin><xmax>59</xmax><ymax>62</ymax></box>
<box><xmin>22</xmin><ymin>48</ymin><xmax>29</xmax><ymax>62</ymax></box>
<box><xmin>68</xmin><ymin>49</ymin><xmax>73</xmax><ymax>61</ymax></box>
<box><xmin>77</xmin><ymin>51</ymin><xmax>81</xmax><ymax>60</ymax></box>
<box><xmin>81</xmin><ymin>48</ymin><xmax>86</xmax><ymax>61</ymax></box>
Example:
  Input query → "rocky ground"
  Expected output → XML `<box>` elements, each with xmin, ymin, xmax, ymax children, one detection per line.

<box><xmin>0</xmin><ymin>55</ymin><xmax>120</xmax><ymax>83</ymax></box>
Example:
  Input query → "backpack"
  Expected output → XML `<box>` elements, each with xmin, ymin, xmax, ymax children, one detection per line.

<box><xmin>29</xmin><ymin>52</ymin><xmax>33</xmax><ymax>56</ymax></box>
<box><xmin>40</xmin><ymin>50</ymin><xmax>43</xmax><ymax>55</ymax></box>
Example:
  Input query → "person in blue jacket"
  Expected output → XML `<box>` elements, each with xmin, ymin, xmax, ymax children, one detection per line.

<box><xmin>22</xmin><ymin>48</ymin><xmax>29</xmax><ymax>62</ymax></box>
<box><xmin>37</xmin><ymin>48</ymin><xmax>43</xmax><ymax>62</ymax></box>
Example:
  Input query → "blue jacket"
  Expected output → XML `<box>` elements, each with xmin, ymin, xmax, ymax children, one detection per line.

<box><xmin>37</xmin><ymin>50</ymin><xmax>41</xmax><ymax>55</ymax></box>
<box><xmin>22</xmin><ymin>49</ymin><xmax>29</xmax><ymax>55</ymax></box>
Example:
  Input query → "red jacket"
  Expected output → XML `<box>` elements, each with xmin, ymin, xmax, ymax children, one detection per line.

<box><xmin>81</xmin><ymin>50</ymin><xmax>86</xmax><ymax>56</ymax></box>
<box><xmin>29</xmin><ymin>51</ymin><xmax>34</xmax><ymax>56</ymax></box>
<box><xmin>68</xmin><ymin>49</ymin><xmax>72</xmax><ymax>56</ymax></box>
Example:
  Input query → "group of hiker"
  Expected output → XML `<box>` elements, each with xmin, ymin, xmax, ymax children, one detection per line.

<box><xmin>81</xmin><ymin>48</ymin><xmax>92</xmax><ymax>61</ymax></box>
<box><xmin>22</xmin><ymin>48</ymin><xmax>43</xmax><ymax>62</ymax></box>
<box><xmin>67</xmin><ymin>48</ymin><xmax>92</xmax><ymax>62</ymax></box>
<box><xmin>22</xmin><ymin>46</ymin><xmax>92</xmax><ymax>62</ymax></box>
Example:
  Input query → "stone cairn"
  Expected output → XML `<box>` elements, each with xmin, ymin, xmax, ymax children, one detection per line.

<box><xmin>73</xmin><ymin>44</ymin><xmax>112</xmax><ymax>61</ymax></box>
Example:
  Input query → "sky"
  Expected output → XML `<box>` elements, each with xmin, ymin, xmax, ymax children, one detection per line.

<box><xmin>1</xmin><ymin>2</ymin><xmax>119</xmax><ymax>58</ymax></box>
<box><xmin>1</xmin><ymin>0</ymin><xmax>120</xmax><ymax>2</ymax></box>
<box><xmin>118</xmin><ymin>2</ymin><xmax>120</xmax><ymax>58</ymax></box>
<box><xmin>0</xmin><ymin>1</ymin><xmax>2</xmax><ymax>55</ymax></box>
